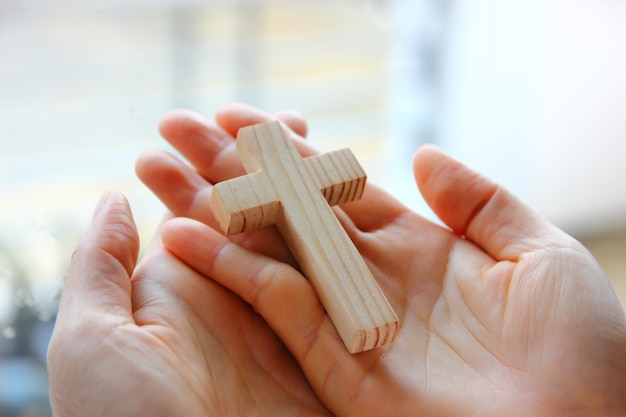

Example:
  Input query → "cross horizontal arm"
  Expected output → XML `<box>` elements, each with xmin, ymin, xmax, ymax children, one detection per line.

<box><xmin>210</xmin><ymin>172</ymin><xmax>281</xmax><ymax>235</ymax></box>
<box><xmin>305</xmin><ymin>149</ymin><xmax>366</xmax><ymax>206</ymax></box>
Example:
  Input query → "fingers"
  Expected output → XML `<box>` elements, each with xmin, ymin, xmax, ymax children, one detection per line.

<box><xmin>160</xmin><ymin>218</ymin><xmax>352</xmax><ymax>392</ymax></box>
<box><xmin>145</xmin><ymin>103</ymin><xmax>409</xmax><ymax>256</ymax></box>
<box><xmin>138</xmin><ymin>103</ymin><xmax>319</xmax><ymax>263</ymax></box>
<box><xmin>274</xmin><ymin>109</ymin><xmax>308</xmax><ymax>138</ymax></box>
<box><xmin>216</xmin><ymin>103</ymin><xmax>308</xmax><ymax>138</ymax></box>
<box><xmin>135</xmin><ymin>148</ymin><xmax>295</xmax><ymax>264</ymax></box>
<box><xmin>413</xmin><ymin>145</ymin><xmax>563</xmax><ymax>260</ymax></box>
<box><xmin>216</xmin><ymin>103</ymin><xmax>409</xmax><ymax>234</ymax></box>
<box><xmin>58</xmin><ymin>192</ymin><xmax>138</xmax><ymax>321</ymax></box>
<box><xmin>157</xmin><ymin>109</ymin><xmax>244</xmax><ymax>184</ymax></box>
<box><xmin>216</xmin><ymin>103</ymin><xmax>319</xmax><ymax>158</ymax></box>
<box><xmin>135</xmin><ymin>149</ymin><xmax>214</xmax><ymax>225</ymax></box>
<box><xmin>153</xmin><ymin>105</ymin><xmax>312</xmax><ymax>186</ymax></box>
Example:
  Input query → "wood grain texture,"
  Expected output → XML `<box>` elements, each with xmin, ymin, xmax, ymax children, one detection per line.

<box><xmin>209</xmin><ymin>121</ymin><xmax>398</xmax><ymax>353</ymax></box>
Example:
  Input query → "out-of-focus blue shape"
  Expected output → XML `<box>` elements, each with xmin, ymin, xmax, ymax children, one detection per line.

<box><xmin>0</xmin><ymin>356</ymin><xmax>52</xmax><ymax>416</ymax></box>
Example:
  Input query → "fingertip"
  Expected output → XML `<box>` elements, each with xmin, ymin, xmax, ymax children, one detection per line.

<box><xmin>134</xmin><ymin>148</ymin><xmax>165</xmax><ymax>181</ymax></box>
<box><xmin>415</xmin><ymin>143</ymin><xmax>446</xmax><ymax>157</ymax></box>
<box><xmin>412</xmin><ymin>144</ymin><xmax>452</xmax><ymax>186</ymax></box>
<box><xmin>90</xmin><ymin>191</ymin><xmax>140</xmax><ymax>277</ymax></box>
<box><xmin>160</xmin><ymin>216</ymin><xmax>191</xmax><ymax>243</ymax></box>
<box><xmin>274</xmin><ymin>109</ymin><xmax>308</xmax><ymax>138</ymax></box>
<box><xmin>59</xmin><ymin>191</ymin><xmax>138</xmax><ymax>320</ymax></box>
<box><xmin>161</xmin><ymin>217</ymin><xmax>221</xmax><ymax>256</ymax></box>
<box><xmin>92</xmin><ymin>190</ymin><xmax>130</xmax><ymax>221</ymax></box>
<box><xmin>135</xmin><ymin>148</ymin><xmax>207</xmax><ymax>210</ymax></box>
<box><xmin>412</xmin><ymin>144</ymin><xmax>498</xmax><ymax>235</ymax></box>
<box><xmin>215</xmin><ymin>102</ymin><xmax>269</xmax><ymax>136</ymax></box>
<box><xmin>413</xmin><ymin>145</ymin><xmax>562</xmax><ymax>259</ymax></box>
<box><xmin>157</xmin><ymin>108</ymin><xmax>187</xmax><ymax>137</ymax></box>
<box><xmin>158</xmin><ymin>109</ymin><xmax>209</xmax><ymax>138</ymax></box>
<box><xmin>134</xmin><ymin>149</ymin><xmax>182</xmax><ymax>184</ymax></box>
<box><xmin>215</xmin><ymin>103</ymin><xmax>309</xmax><ymax>139</ymax></box>
<box><xmin>215</xmin><ymin>102</ymin><xmax>257</xmax><ymax>117</ymax></box>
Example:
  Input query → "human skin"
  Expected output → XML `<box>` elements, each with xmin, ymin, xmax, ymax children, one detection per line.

<box><xmin>155</xmin><ymin>105</ymin><xmax>626</xmax><ymax>416</ymax></box>
<box><xmin>48</xmin><ymin>103</ymin><xmax>626</xmax><ymax>417</ymax></box>
<box><xmin>46</xmin><ymin>110</ymin><xmax>332</xmax><ymax>417</ymax></box>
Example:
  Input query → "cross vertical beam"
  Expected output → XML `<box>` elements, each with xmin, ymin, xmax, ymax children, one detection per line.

<box><xmin>210</xmin><ymin>121</ymin><xmax>398</xmax><ymax>353</ymax></box>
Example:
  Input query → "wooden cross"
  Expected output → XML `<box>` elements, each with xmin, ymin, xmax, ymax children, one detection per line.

<box><xmin>209</xmin><ymin>121</ymin><xmax>398</xmax><ymax>353</ymax></box>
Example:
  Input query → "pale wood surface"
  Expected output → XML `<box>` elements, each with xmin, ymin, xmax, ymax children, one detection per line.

<box><xmin>210</xmin><ymin>121</ymin><xmax>398</xmax><ymax>353</ymax></box>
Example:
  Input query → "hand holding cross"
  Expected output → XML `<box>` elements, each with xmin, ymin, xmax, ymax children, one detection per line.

<box><xmin>209</xmin><ymin>121</ymin><xmax>398</xmax><ymax>353</ymax></box>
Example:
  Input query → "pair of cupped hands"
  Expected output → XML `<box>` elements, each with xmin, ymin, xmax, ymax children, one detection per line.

<box><xmin>48</xmin><ymin>103</ymin><xmax>626</xmax><ymax>417</ymax></box>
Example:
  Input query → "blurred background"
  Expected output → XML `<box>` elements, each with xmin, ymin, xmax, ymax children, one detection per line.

<box><xmin>1</xmin><ymin>0</ymin><xmax>625</xmax><ymax>415</ymax></box>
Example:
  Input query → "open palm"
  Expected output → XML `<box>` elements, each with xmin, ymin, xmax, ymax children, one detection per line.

<box><xmin>47</xmin><ymin>192</ymin><xmax>331</xmax><ymax>417</ymax></box>
<box><xmin>138</xmin><ymin>104</ymin><xmax>626</xmax><ymax>416</ymax></box>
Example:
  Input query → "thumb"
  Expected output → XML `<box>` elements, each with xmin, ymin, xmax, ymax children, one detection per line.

<box><xmin>57</xmin><ymin>191</ymin><xmax>139</xmax><ymax>321</ymax></box>
<box><xmin>413</xmin><ymin>145</ymin><xmax>565</xmax><ymax>261</ymax></box>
